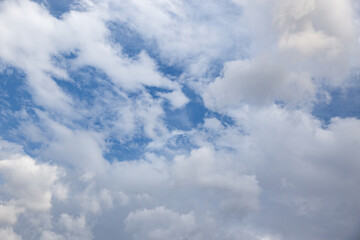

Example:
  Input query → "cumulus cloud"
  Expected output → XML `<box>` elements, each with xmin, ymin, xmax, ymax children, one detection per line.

<box><xmin>0</xmin><ymin>155</ymin><xmax>65</xmax><ymax>212</ymax></box>
<box><xmin>203</xmin><ymin>57</ymin><xmax>315</xmax><ymax>109</ymax></box>
<box><xmin>125</xmin><ymin>207</ymin><xmax>198</xmax><ymax>240</ymax></box>
<box><xmin>172</xmin><ymin>147</ymin><xmax>260</xmax><ymax>216</ymax></box>
<box><xmin>0</xmin><ymin>228</ymin><xmax>22</xmax><ymax>240</ymax></box>
<box><xmin>203</xmin><ymin>0</ymin><xmax>360</xmax><ymax>111</ymax></box>
<box><xmin>39</xmin><ymin>214</ymin><xmax>93</xmax><ymax>240</ymax></box>
<box><xmin>0</xmin><ymin>140</ymin><xmax>68</xmax><ymax>238</ymax></box>
<box><xmin>228</xmin><ymin>106</ymin><xmax>360</xmax><ymax>239</ymax></box>
<box><xmin>0</xmin><ymin>204</ymin><xmax>24</xmax><ymax>225</ymax></box>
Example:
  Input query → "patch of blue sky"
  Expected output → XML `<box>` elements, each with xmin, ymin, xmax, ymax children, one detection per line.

<box><xmin>0</xmin><ymin>66</ymin><xmax>45</xmax><ymax>156</ymax></box>
<box><xmin>0</xmin><ymin>67</ymin><xmax>28</xmax><ymax>109</ymax></box>
<box><xmin>104</xmin><ymin>135</ymin><xmax>152</xmax><ymax>162</ymax></box>
<box><xmin>108</xmin><ymin>21</ymin><xmax>185</xmax><ymax>78</ymax></box>
<box><xmin>109</xmin><ymin>21</ymin><xmax>245</xmax><ymax>81</ymax></box>
<box><xmin>153</xmin><ymin>84</ymin><xmax>234</xmax><ymax>131</ymax></box>
<box><xmin>0</xmin><ymin>67</ymin><xmax>29</xmax><ymax>134</ymax></box>
<box><xmin>107</xmin><ymin>22</ymin><xmax>149</xmax><ymax>59</ymax></box>
<box><xmin>52</xmin><ymin>64</ymin><xmax>163</xmax><ymax>161</ymax></box>
<box><xmin>32</xmin><ymin>0</ymin><xmax>74</xmax><ymax>18</ymax></box>
<box><xmin>313</xmin><ymin>80</ymin><xmax>360</xmax><ymax>124</ymax></box>
<box><xmin>163</xmin><ymin>87</ymin><xmax>206</xmax><ymax>131</ymax></box>
<box><xmin>53</xmin><ymin>56</ymin><xmax>127</xmax><ymax>127</ymax></box>
<box><xmin>57</xmin><ymin>65</ymin><xmax>111</xmax><ymax>104</ymax></box>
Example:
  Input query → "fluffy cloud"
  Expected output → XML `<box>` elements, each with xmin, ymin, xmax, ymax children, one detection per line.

<box><xmin>0</xmin><ymin>204</ymin><xmax>24</xmax><ymax>225</ymax></box>
<box><xmin>125</xmin><ymin>207</ymin><xmax>198</xmax><ymax>240</ymax></box>
<box><xmin>0</xmin><ymin>155</ymin><xmax>65</xmax><ymax>212</ymax></box>
<box><xmin>0</xmin><ymin>140</ymin><xmax>68</xmax><ymax>238</ymax></box>
<box><xmin>203</xmin><ymin>57</ymin><xmax>315</xmax><ymax>108</ymax></box>
<box><xmin>0</xmin><ymin>0</ymin><xmax>187</xmax><ymax>114</ymax></box>
<box><xmin>105</xmin><ymin>0</ymin><xmax>244</xmax><ymax>72</ymax></box>
<box><xmin>0</xmin><ymin>0</ymin><xmax>72</xmax><ymax>111</ymax></box>
<box><xmin>203</xmin><ymin>0</ymin><xmax>360</xmax><ymax>111</ymax></box>
<box><xmin>229</xmin><ymin>106</ymin><xmax>360</xmax><ymax>240</ymax></box>
<box><xmin>0</xmin><ymin>228</ymin><xmax>22</xmax><ymax>240</ymax></box>
<box><xmin>39</xmin><ymin>214</ymin><xmax>93</xmax><ymax>240</ymax></box>
<box><xmin>172</xmin><ymin>147</ymin><xmax>260</xmax><ymax>216</ymax></box>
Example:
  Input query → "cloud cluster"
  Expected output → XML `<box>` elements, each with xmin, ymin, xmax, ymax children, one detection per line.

<box><xmin>204</xmin><ymin>0</ymin><xmax>360</xmax><ymax>111</ymax></box>
<box><xmin>0</xmin><ymin>140</ymin><xmax>66</xmax><ymax>239</ymax></box>
<box><xmin>0</xmin><ymin>0</ymin><xmax>187</xmax><ymax>113</ymax></box>
<box><xmin>0</xmin><ymin>0</ymin><xmax>359</xmax><ymax>239</ymax></box>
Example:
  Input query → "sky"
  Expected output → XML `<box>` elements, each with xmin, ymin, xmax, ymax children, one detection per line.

<box><xmin>0</xmin><ymin>0</ymin><xmax>360</xmax><ymax>239</ymax></box>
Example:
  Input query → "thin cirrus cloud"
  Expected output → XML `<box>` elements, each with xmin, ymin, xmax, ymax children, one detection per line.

<box><xmin>0</xmin><ymin>0</ymin><xmax>359</xmax><ymax>240</ymax></box>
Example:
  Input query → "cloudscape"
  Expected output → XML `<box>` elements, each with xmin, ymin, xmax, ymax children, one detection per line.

<box><xmin>0</xmin><ymin>0</ymin><xmax>360</xmax><ymax>239</ymax></box>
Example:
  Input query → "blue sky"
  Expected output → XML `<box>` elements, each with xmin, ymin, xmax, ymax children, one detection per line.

<box><xmin>0</xmin><ymin>0</ymin><xmax>360</xmax><ymax>240</ymax></box>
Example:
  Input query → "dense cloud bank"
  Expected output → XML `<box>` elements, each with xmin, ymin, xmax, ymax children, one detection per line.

<box><xmin>0</xmin><ymin>0</ymin><xmax>360</xmax><ymax>239</ymax></box>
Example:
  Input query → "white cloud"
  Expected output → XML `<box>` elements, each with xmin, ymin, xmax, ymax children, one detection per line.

<box><xmin>0</xmin><ymin>228</ymin><xmax>22</xmax><ymax>240</ymax></box>
<box><xmin>203</xmin><ymin>57</ymin><xmax>315</xmax><ymax>109</ymax></box>
<box><xmin>40</xmin><ymin>231</ymin><xmax>65</xmax><ymax>240</ymax></box>
<box><xmin>102</xmin><ymin>0</ymin><xmax>245</xmax><ymax>77</ymax></box>
<box><xmin>203</xmin><ymin>0</ymin><xmax>360</xmax><ymax>110</ymax></box>
<box><xmin>158</xmin><ymin>90</ymin><xmax>189</xmax><ymax>109</ymax></box>
<box><xmin>0</xmin><ymin>0</ymin><xmax>73</xmax><ymax>112</ymax></box>
<box><xmin>227</xmin><ymin>106</ymin><xmax>360</xmax><ymax>239</ymax></box>
<box><xmin>58</xmin><ymin>214</ymin><xmax>92</xmax><ymax>238</ymax></box>
<box><xmin>279</xmin><ymin>22</ymin><xmax>341</xmax><ymax>57</ymax></box>
<box><xmin>0</xmin><ymin>155</ymin><xmax>66</xmax><ymax>211</ymax></box>
<box><xmin>0</xmin><ymin>141</ymin><xmax>67</xmax><ymax>236</ymax></box>
<box><xmin>172</xmin><ymin>147</ymin><xmax>260</xmax><ymax>216</ymax></box>
<box><xmin>39</xmin><ymin>214</ymin><xmax>93</xmax><ymax>240</ymax></box>
<box><xmin>0</xmin><ymin>204</ymin><xmax>24</xmax><ymax>225</ymax></box>
<box><xmin>125</xmin><ymin>207</ymin><xmax>198</xmax><ymax>240</ymax></box>
<box><xmin>0</xmin><ymin>0</ymin><xmax>187</xmax><ymax>116</ymax></box>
